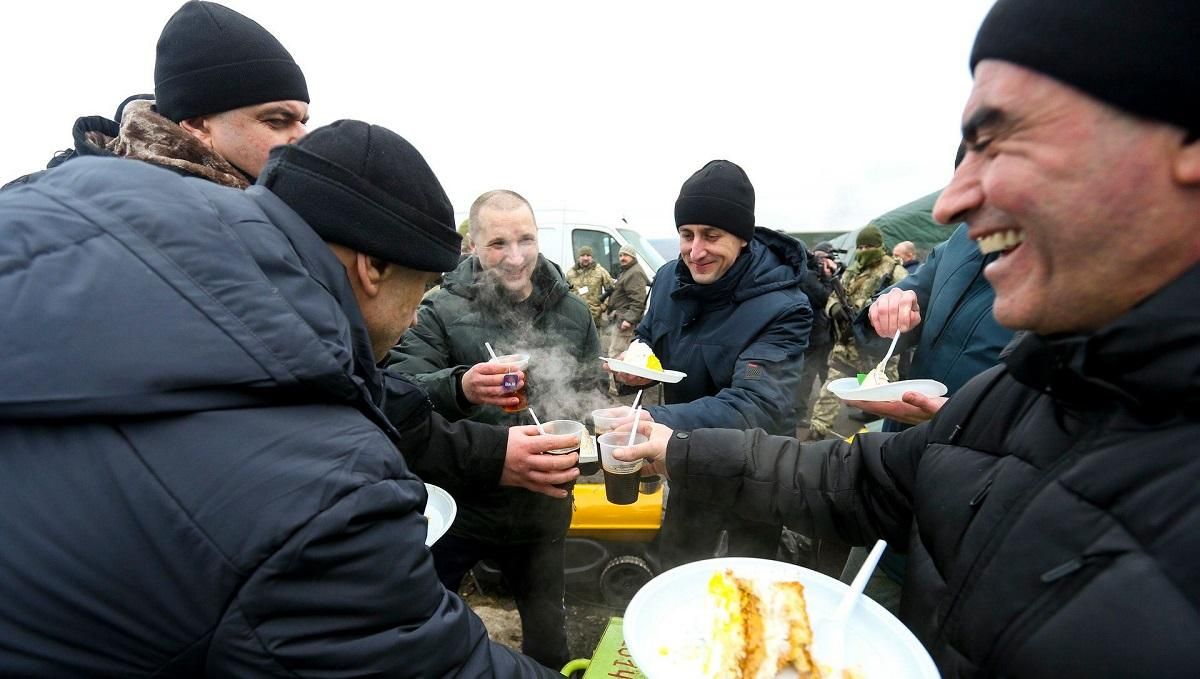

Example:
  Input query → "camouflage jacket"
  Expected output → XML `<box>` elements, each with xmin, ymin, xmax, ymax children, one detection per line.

<box><xmin>566</xmin><ymin>262</ymin><xmax>613</xmax><ymax>322</ymax></box>
<box><xmin>827</xmin><ymin>254</ymin><xmax>908</xmax><ymax>344</ymax></box>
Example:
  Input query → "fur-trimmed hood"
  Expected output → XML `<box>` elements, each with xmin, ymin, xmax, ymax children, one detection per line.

<box><xmin>107</xmin><ymin>100</ymin><xmax>250</xmax><ymax>188</ymax></box>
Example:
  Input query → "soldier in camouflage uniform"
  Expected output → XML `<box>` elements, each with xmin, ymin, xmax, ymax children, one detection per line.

<box><xmin>566</xmin><ymin>246</ymin><xmax>613</xmax><ymax>327</ymax></box>
<box><xmin>808</xmin><ymin>225</ymin><xmax>909</xmax><ymax>439</ymax></box>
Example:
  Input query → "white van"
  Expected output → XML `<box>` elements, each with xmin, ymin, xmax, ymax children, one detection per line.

<box><xmin>535</xmin><ymin>209</ymin><xmax>667</xmax><ymax>284</ymax></box>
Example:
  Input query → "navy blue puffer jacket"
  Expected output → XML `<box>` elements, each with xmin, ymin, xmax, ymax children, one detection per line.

<box><xmin>0</xmin><ymin>158</ymin><xmax>554</xmax><ymax>677</ymax></box>
<box><xmin>635</xmin><ymin>227</ymin><xmax>813</xmax><ymax>435</ymax></box>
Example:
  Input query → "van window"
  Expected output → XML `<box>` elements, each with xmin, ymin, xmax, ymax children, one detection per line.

<box><xmin>572</xmin><ymin>229</ymin><xmax>621</xmax><ymax>277</ymax></box>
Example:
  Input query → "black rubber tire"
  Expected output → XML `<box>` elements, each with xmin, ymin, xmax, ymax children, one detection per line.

<box><xmin>599</xmin><ymin>555</ymin><xmax>654</xmax><ymax>608</ymax></box>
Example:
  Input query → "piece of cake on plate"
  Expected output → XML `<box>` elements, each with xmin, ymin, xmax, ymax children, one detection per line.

<box><xmin>705</xmin><ymin>569</ymin><xmax>818</xmax><ymax>679</ymax></box>
<box><xmin>623</xmin><ymin>339</ymin><xmax>663</xmax><ymax>372</ymax></box>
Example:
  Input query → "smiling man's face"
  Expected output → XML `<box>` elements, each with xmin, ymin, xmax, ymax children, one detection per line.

<box><xmin>934</xmin><ymin>60</ymin><xmax>1192</xmax><ymax>335</ymax></box>
<box><xmin>678</xmin><ymin>224</ymin><xmax>746</xmax><ymax>285</ymax></box>
<box><xmin>476</xmin><ymin>203</ymin><xmax>539</xmax><ymax>301</ymax></box>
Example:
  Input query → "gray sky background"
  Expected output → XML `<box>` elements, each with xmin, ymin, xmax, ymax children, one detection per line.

<box><xmin>1</xmin><ymin>1</ymin><xmax>995</xmax><ymax>239</ymax></box>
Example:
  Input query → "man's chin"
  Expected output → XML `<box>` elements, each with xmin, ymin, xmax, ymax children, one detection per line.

<box><xmin>499</xmin><ymin>280</ymin><xmax>533</xmax><ymax>300</ymax></box>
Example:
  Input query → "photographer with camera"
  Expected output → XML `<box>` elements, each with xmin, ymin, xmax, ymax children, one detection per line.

<box><xmin>807</xmin><ymin>226</ymin><xmax>908</xmax><ymax>440</ymax></box>
<box><xmin>793</xmin><ymin>241</ymin><xmax>839</xmax><ymax>431</ymax></box>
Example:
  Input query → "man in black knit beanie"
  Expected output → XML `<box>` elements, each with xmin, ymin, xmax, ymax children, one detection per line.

<box><xmin>6</xmin><ymin>1</ymin><xmax>309</xmax><ymax>190</ymax></box>
<box><xmin>614</xmin><ymin>1</ymin><xmax>1200</xmax><ymax>675</ymax></box>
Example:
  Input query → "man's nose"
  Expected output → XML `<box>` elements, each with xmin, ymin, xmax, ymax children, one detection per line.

<box><xmin>933</xmin><ymin>156</ymin><xmax>982</xmax><ymax>225</ymax></box>
<box><xmin>288</xmin><ymin>122</ymin><xmax>307</xmax><ymax>144</ymax></box>
<box><xmin>689</xmin><ymin>241</ymin><xmax>707</xmax><ymax>260</ymax></box>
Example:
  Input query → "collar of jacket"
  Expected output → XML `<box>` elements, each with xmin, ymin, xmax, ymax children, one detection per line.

<box><xmin>106</xmin><ymin>100</ymin><xmax>250</xmax><ymax>189</ymax></box>
<box><xmin>1005</xmin><ymin>263</ymin><xmax>1200</xmax><ymax>416</ymax></box>
<box><xmin>70</xmin><ymin>115</ymin><xmax>120</xmax><ymax>158</ymax></box>
<box><xmin>246</xmin><ymin>187</ymin><xmax>393</xmax><ymax>422</ymax></box>
<box><xmin>442</xmin><ymin>253</ymin><xmax>569</xmax><ymax>316</ymax></box>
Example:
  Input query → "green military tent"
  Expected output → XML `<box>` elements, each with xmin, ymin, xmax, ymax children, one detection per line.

<box><xmin>828</xmin><ymin>191</ymin><xmax>955</xmax><ymax>263</ymax></box>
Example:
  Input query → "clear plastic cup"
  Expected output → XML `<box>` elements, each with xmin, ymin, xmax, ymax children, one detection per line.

<box><xmin>490</xmin><ymin>353</ymin><xmax>530</xmax><ymax>413</ymax></box>
<box><xmin>540</xmin><ymin>419</ymin><xmax>585</xmax><ymax>489</ymax></box>
<box><xmin>590</xmin><ymin>405</ymin><xmax>635</xmax><ymax>436</ymax></box>
<box><xmin>597</xmin><ymin>431</ymin><xmax>646</xmax><ymax>505</ymax></box>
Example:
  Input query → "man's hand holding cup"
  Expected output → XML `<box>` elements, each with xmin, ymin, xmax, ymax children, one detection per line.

<box><xmin>501</xmin><ymin>425</ymin><xmax>580</xmax><ymax>498</ymax></box>
<box><xmin>462</xmin><ymin>353</ymin><xmax>529</xmax><ymax>411</ymax></box>
<box><xmin>611</xmin><ymin>420</ymin><xmax>673</xmax><ymax>480</ymax></box>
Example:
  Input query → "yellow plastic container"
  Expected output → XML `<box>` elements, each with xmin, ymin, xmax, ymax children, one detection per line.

<box><xmin>568</xmin><ymin>481</ymin><xmax>662</xmax><ymax>543</ymax></box>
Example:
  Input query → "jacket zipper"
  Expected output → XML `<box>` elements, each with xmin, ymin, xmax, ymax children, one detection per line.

<box><xmin>934</xmin><ymin>422</ymin><xmax>1105</xmax><ymax>649</ymax></box>
<box><xmin>984</xmin><ymin>552</ymin><xmax>1118</xmax><ymax>670</ymax></box>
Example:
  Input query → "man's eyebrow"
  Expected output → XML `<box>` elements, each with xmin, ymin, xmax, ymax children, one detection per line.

<box><xmin>962</xmin><ymin>106</ymin><xmax>1005</xmax><ymax>143</ymax></box>
<box><xmin>258</xmin><ymin>105</ymin><xmax>307</xmax><ymax>122</ymax></box>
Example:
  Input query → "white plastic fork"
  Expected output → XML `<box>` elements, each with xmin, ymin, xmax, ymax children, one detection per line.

<box><xmin>813</xmin><ymin>540</ymin><xmax>888</xmax><ymax>676</ymax></box>
<box><xmin>874</xmin><ymin>330</ymin><xmax>902</xmax><ymax>374</ymax></box>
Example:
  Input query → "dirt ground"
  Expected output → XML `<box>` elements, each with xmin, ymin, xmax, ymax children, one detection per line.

<box><xmin>460</xmin><ymin>573</ymin><xmax>621</xmax><ymax>665</ymax></box>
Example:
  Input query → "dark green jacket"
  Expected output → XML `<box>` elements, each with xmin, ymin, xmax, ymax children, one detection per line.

<box><xmin>388</xmin><ymin>254</ymin><xmax>604</xmax><ymax>543</ymax></box>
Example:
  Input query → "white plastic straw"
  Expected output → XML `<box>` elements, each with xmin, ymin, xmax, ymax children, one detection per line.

<box><xmin>625</xmin><ymin>406</ymin><xmax>643</xmax><ymax>447</ymax></box>
<box><xmin>527</xmin><ymin>407</ymin><xmax>546</xmax><ymax>435</ymax></box>
<box><xmin>631</xmin><ymin>389</ymin><xmax>644</xmax><ymax>411</ymax></box>
<box><xmin>484</xmin><ymin>342</ymin><xmax>498</xmax><ymax>360</ymax></box>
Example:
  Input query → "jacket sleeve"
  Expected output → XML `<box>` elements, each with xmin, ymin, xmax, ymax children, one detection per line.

<box><xmin>380</xmin><ymin>369</ymin><xmax>507</xmax><ymax>494</ymax></box>
<box><xmin>207</xmin><ymin>467</ymin><xmax>556</xmax><ymax>677</ymax></box>
<box><xmin>853</xmin><ymin>239</ymin><xmax>941</xmax><ymax>352</ymax></box>
<box><xmin>387</xmin><ymin>295</ymin><xmax>473</xmax><ymax>420</ymax></box>
<box><xmin>647</xmin><ymin>301</ymin><xmax>812</xmax><ymax>434</ymax></box>
<box><xmin>664</xmin><ymin>425</ymin><xmax>926</xmax><ymax>549</ymax></box>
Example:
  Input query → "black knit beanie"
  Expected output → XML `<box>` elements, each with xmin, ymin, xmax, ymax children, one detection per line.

<box><xmin>154</xmin><ymin>1</ymin><xmax>309</xmax><ymax>122</ymax></box>
<box><xmin>257</xmin><ymin>120</ymin><xmax>460</xmax><ymax>273</ymax></box>
<box><xmin>971</xmin><ymin>0</ymin><xmax>1200</xmax><ymax>134</ymax></box>
<box><xmin>674</xmin><ymin>160</ymin><xmax>756</xmax><ymax>242</ymax></box>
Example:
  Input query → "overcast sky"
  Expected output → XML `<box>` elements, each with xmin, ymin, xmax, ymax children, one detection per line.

<box><xmin>1</xmin><ymin>1</ymin><xmax>995</xmax><ymax>239</ymax></box>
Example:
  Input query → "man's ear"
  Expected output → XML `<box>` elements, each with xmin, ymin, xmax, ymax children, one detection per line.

<box><xmin>353</xmin><ymin>254</ymin><xmax>389</xmax><ymax>298</ymax></box>
<box><xmin>178</xmin><ymin>115</ymin><xmax>214</xmax><ymax>145</ymax></box>
<box><xmin>1173</xmin><ymin>134</ymin><xmax>1200</xmax><ymax>185</ymax></box>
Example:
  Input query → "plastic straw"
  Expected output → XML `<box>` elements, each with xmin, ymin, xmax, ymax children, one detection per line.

<box><xmin>631</xmin><ymin>389</ymin><xmax>644</xmax><ymax>411</ymax></box>
<box><xmin>626</xmin><ymin>406</ymin><xmax>643</xmax><ymax>447</ymax></box>
<box><xmin>484</xmin><ymin>342</ymin><xmax>498</xmax><ymax>360</ymax></box>
<box><xmin>528</xmin><ymin>407</ymin><xmax>546</xmax><ymax>435</ymax></box>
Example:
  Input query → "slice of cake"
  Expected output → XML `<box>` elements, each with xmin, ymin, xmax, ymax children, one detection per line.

<box><xmin>859</xmin><ymin>367</ymin><xmax>889</xmax><ymax>388</ymax></box>
<box><xmin>624</xmin><ymin>340</ymin><xmax>663</xmax><ymax>372</ymax></box>
<box><xmin>705</xmin><ymin>570</ymin><xmax>818</xmax><ymax>679</ymax></box>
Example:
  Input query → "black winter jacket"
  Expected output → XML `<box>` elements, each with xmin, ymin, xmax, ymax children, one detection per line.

<box><xmin>0</xmin><ymin>159</ymin><xmax>554</xmax><ymax>677</ymax></box>
<box><xmin>636</xmin><ymin>227</ymin><xmax>813</xmax><ymax>435</ymax></box>
<box><xmin>1</xmin><ymin>114</ymin><xmax>119</xmax><ymax>189</ymax></box>
<box><xmin>664</xmin><ymin>264</ymin><xmax>1200</xmax><ymax>677</ymax></box>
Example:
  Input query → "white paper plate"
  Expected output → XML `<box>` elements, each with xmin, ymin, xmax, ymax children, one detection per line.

<box><xmin>828</xmin><ymin>377</ymin><xmax>948</xmax><ymax>403</ymax></box>
<box><xmin>600</xmin><ymin>356</ymin><xmax>686</xmax><ymax>383</ymax></box>
<box><xmin>624</xmin><ymin>557</ymin><xmax>939</xmax><ymax>679</ymax></box>
<box><xmin>423</xmin><ymin>483</ymin><xmax>457</xmax><ymax>547</ymax></box>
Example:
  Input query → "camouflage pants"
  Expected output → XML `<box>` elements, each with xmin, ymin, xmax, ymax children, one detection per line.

<box><xmin>808</xmin><ymin>343</ymin><xmax>900</xmax><ymax>439</ymax></box>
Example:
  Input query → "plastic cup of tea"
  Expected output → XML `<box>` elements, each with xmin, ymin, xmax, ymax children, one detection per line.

<box><xmin>490</xmin><ymin>353</ymin><xmax>530</xmax><ymax>413</ymax></box>
<box><xmin>590</xmin><ymin>405</ymin><xmax>635</xmax><ymax>436</ymax></box>
<box><xmin>597</xmin><ymin>431</ymin><xmax>646</xmax><ymax>505</ymax></box>
<box><xmin>540</xmin><ymin>419</ymin><xmax>585</xmax><ymax>489</ymax></box>
<box><xmin>638</xmin><ymin>474</ymin><xmax>662</xmax><ymax>494</ymax></box>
